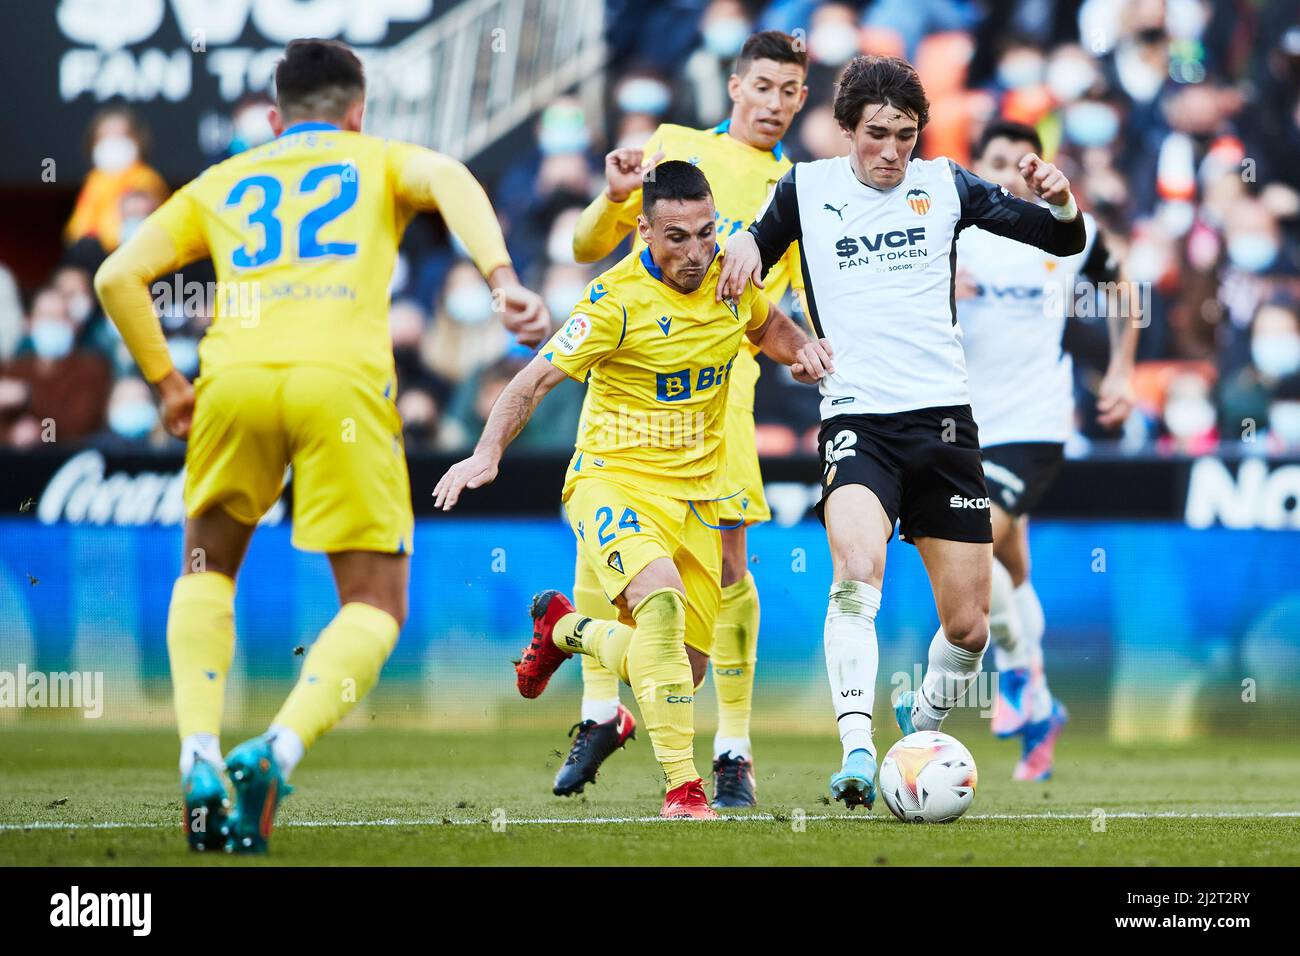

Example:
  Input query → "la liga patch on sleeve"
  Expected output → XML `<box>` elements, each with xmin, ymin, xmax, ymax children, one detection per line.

<box><xmin>554</xmin><ymin>313</ymin><xmax>593</xmax><ymax>354</ymax></box>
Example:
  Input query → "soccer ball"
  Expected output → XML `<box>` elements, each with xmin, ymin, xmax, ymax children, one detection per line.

<box><xmin>878</xmin><ymin>731</ymin><xmax>978</xmax><ymax>823</ymax></box>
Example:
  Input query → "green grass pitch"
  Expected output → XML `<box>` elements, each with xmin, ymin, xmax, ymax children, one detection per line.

<box><xmin>2</xmin><ymin>724</ymin><xmax>1297</xmax><ymax>866</ymax></box>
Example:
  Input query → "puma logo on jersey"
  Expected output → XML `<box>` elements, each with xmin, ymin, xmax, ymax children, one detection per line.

<box><xmin>824</xmin><ymin>202</ymin><xmax>847</xmax><ymax>220</ymax></box>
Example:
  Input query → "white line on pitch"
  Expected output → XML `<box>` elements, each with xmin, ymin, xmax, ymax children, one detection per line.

<box><xmin>2</xmin><ymin>810</ymin><xmax>1299</xmax><ymax>833</ymax></box>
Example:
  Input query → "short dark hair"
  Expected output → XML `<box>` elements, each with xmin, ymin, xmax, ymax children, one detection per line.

<box><xmin>833</xmin><ymin>55</ymin><xmax>930</xmax><ymax>132</ymax></box>
<box><xmin>642</xmin><ymin>160</ymin><xmax>713</xmax><ymax>219</ymax></box>
<box><xmin>736</xmin><ymin>30</ymin><xmax>809</xmax><ymax>76</ymax></box>
<box><xmin>976</xmin><ymin>118</ymin><xmax>1042</xmax><ymax>159</ymax></box>
<box><xmin>274</xmin><ymin>39</ymin><xmax>365</xmax><ymax>121</ymax></box>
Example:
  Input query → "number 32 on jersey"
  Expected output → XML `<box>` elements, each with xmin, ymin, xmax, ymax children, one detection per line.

<box><xmin>224</xmin><ymin>162</ymin><xmax>359</xmax><ymax>269</ymax></box>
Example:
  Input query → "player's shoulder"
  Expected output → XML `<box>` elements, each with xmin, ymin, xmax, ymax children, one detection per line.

<box><xmin>580</xmin><ymin>251</ymin><xmax>641</xmax><ymax>313</ymax></box>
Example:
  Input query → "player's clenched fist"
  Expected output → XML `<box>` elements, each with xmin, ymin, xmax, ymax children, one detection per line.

<box><xmin>433</xmin><ymin>451</ymin><xmax>500</xmax><ymax>511</ymax></box>
<box><xmin>717</xmin><ymin>231</ymin><xmax>764</xmax><ymax>302</ymax></box>
<box><xmin>1018</xmin><ymin>153</ymin><xmax>1072</xmax><ymax>206</ymax></box>
<box><xmin>495</xmin><ymin>282</ymin><xmax>551</xmax><ymax>347</ymax></box>
<box><xmin>791</xmin><ymin>338</ymin><xmax>834</xmax><ymax>384</ymax></box>
<box><xmin>605</xmin><ymin>147</ymin><xmax>666</xmax><ymax>203</ymax></box>
<box><xmin>157</xmin><ymin>369</ymin><xmax>195</xmax><ymax>439</ymax></box>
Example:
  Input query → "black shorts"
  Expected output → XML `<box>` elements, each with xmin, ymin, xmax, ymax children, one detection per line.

<box><xmin>980</xmin><ymin>441</ymin><xmax>1065</xmax><ymax>517</ymax></box>
<box><xmin>815</xmin><ymin>405</ymin><xmax>993</xmax><ymax>545</ymax></box>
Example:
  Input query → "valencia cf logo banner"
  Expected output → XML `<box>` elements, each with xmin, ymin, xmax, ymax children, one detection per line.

<box><xmin>906</xmin><ymin>188</ymin><xmax>931</xmax><ymax>215</ymax></box>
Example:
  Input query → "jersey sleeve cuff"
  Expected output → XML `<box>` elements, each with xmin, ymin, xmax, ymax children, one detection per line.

<box><xmin>1049</xmin><ymin>193</ymin><xmax>1079</xmax><ymax>221</ymax></box>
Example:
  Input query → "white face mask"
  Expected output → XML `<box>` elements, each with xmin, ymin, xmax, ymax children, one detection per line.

<box><xmin>809</xmin><ymin>25</ymin><xmax>859</xmax><ymax>67</ymax></box>
<box><xmin>234</xmin><ymin>108</ymin><xmax>274</xmax><ymax>149</ymax></box>
<box><xmin>92</xmin><ymin>135</ymin><xmax>138</xmax><ymax>173</ymax></box>
<box><xmin>547</xmin><ymin>229</ymin><xmax>578</xmax><ymax>265</ymax></box>
<box><xmin>1046</xmin><ymin>57</ymin><xmax>1098</xmax><ymax>102</ymax></box>
<box><xmin>1252</xmin><ymin>334</ymin><xmax>1300</xmax><ymax>379</ymax></box>
<box><xmin>108</xmin><ymin>400</ymin><xmax>158</xmax><ymax>440</ymax></box>
<box><xmin>31</xmin><ymin>318</ymin><xmax>74</xmax><ymax>360</ymax></box>
<box><xmin>1269</xmin><ymin>402</ymin><xmax>1300</xmax><ymax>446</ymax></box>
<box><xmin>445</xmin><ymin>286</ymin><xmax>494</xmax><ymax>325</ymax></box>
<box><xmin>1164</xmin><ymin>396</ymin><xmax>1216</xmax><ymax>438</ymax></box>
<box><xmin>545</xmin><ymin>284</ymin><xmax>586</xmax><ymax>320</ymax></box>
<box><xmin>66</xmin><ymin>293</ymin><xmax>93</xmax><ymax>324</ymax></box>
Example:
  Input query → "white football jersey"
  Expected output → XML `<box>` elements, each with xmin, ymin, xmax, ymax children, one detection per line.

<box><xmin>956</xmin><ymin>213</ymin><xmax>1102</xmax><ymax>446</ymax></box>
<box><xmin>748</xmin><ymin>154</ymin><xmax>1087</xmax><ymax>420</ymax></box>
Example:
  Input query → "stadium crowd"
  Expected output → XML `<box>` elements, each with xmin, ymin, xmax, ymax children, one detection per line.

<box><xmin>2</xmin><ymin>0</ymin><xmax>1299</xmax><ymax>455</ymax></box>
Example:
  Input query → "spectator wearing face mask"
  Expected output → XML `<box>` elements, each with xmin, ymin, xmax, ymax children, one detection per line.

<box><xmin>64</xmin><ymin>107</ymin><xmax>168</xmax><ymax>254</ymax></box>
<box><xmin>1219</xmin><ymin>303</ymin><xmax>1300</xmax><ymax>440</ymax></box>
<box><xmin>0</xmin><ymin>288</ymin><xmax>111</xmax><ymax>446</ymax></box>
<box><xmin>679</xmin><ymin>0</ymin><xmax>753</xmax><ymax>128</ymax></box>
<box><xmin>436</xmin><ymin>350</ymin><xmax>583</xmax><ymax>453</ymax></box>
<box><xmin>421</xmin><ymin>261</ymin><xmax>512</xmax><ymax>388</ymax></box>
<box><xmin>89</xmin><ymin>375</ymin><xmax>168</xmax><ymax>450</ymax></box>
<box><xmin>1266</xmin><ymin>372</ymin><xmax>1300</xmax><ymax>451</ymax></box>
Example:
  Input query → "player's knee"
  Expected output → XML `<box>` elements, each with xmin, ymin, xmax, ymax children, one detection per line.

<box><xmin>942</xmin><ymin>613</ymin><xmax>990</xmax><ymax>653</ymax></box>
<box><xmin>833</xmin><ymin>552</ymin><xmax>881</xmax><ymax>586</ymax></box>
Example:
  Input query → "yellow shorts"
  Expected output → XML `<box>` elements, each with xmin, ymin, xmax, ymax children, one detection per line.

<box><xmin>718</xmin><ymin>399</ymin><xmax>770</xmax><ymax>526</ymax></box>
<box><xmin>565</xmin><ymin>475</ymin><xmax>721</xmax><ymax>655</ymax></box>
<box><xmin>184</xmin><ymin>365</ymin><xmax>414</xmax><ymax>554</ymax></box>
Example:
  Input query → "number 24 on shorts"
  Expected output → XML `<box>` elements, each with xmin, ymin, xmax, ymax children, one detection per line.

<box><xmin>592</xmin><ymin>506</ymin><xmax>640</xmax><ymax>546</ymax></box>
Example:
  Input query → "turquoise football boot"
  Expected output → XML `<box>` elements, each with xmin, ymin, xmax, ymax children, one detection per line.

<box><xmin>829</xmin><ymin>748</ymin><xmax>877</xmax><ymax>810</ymax></box>
<box><xmin>222</xmin><ymin>735</ymin><xmax>293</xmax><ymax>854</ymax></box>
<box><xmin>182</xmin><ymin>756</ymin><xmax>230</xmax><ymax>852</ymax></box>
<box><xmin>894</xmin><ymin>690</ymin><xmax>918</xmax><ymax>737</ymax></box>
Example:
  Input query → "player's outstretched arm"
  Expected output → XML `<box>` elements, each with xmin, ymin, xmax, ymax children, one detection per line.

<box><xmin>433</xmin><ymin>356</ymin><xmax>568</xmax><ymax>511</ymax></box>
<box><xmin>952</xmin><ymin>157</ymin><xmax>1085</xmax><ymax>257</ymax></box>
<box><xmin>1097</xmin><ymin>257</ymin><xmax>1141</xmax><ymax>428</ymax></box>
<box><xmin>572</xmin><ymin>146</ymin><xmax>665</xmax><ymax>263</ymax></box>
<box><xmin>93</xmin><ymin>222</ymin><xmax>195</xmax><ymax>438</ymax></box>
<box><xmin>719</xmin><ymin>167</ymin><xmax>801</xmax><ymax>302</ymax></box>
<box><xmin>394</xmin><ymin>148</ymin><xmax>551</xmax><ymax>346</ymax></box>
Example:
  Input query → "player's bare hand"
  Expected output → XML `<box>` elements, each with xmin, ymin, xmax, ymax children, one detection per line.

<box><xmin>156</xmin><ymin>369</ymin><xmax>194</xmax><ymax>439</ymax></box>
<box><xmin>1096</xmin><ymin>366</ymin><xmax>1136</xmax><ymax>429</ymax></box>
<box><xmin>717</xmin><ymin>231</ymin><xmax>763</xmax><ymax>302</ymax></box>
<box><xmin>1019</xmin><ymin>153</ymin><xmax>1072</xmax><ymax>207</ymax></box>
<box><xmin>791</xmin><ymin>338</ymin><xmax>834</xmax><ymax>384</ymax></box>
<box><xmin>954</xmin><ymin>267</ymin><xmax>978</xmax><ymax>300</ymax></box>
<box><xmin>605</xmin><ymin>147</ymin><xmax>665</xmax><ymax>203</ymax></box>
<box><xmin>496</xmin><ymin>284</ymin><xmax>551</xmax><ymax>347</ymax></box>
<box><xmin>434</xmin><ymin>452</ymin><xmax>499</xmax><ymax>511</ymax></box>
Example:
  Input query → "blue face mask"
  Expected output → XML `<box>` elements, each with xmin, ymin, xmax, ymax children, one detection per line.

<box><xmin>539</xmin><ymin>106</ymin><xmax>590</xmax><ymax>156</ymax></box>
<box><xmin>31</xmin><ymin>318</ymin><xmax>74</xmax><ymax>360</ymax></box>
<box><xmin>617</xmin><ymin>78</ymin><xmax>671</xmax><ymax>116</ymax></box>
<box><xmin>1228</xmin><ymin>235</ymin><xmax>1279</xmax><ymax>274</ymax></box>
<box><xmin>108</xmin><ymin>400</ymin><xmax>157</xmax><ymax>440</ymax></box>
<box><xmin>703</xmin><ymin>18</ymin><xmax>749</xmax><ymax>58</ymax></box>
<box><xmin>1063</xmin><ymin>101</ymin><xmax>1120</xmax><ymax>147</ymax></box>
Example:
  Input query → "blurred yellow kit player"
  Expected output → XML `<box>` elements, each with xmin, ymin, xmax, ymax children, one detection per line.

<box><xmin>560</xmin><ymin>30</ymin><xmax>810</xmax><ymax>806</ymax></box>
<box><xmin>434</xmin><ymin>160</ymin><xmax>821</xmax><ymax>818</ymax></box>
<box><xmin>94</xmin><ymin>39</ymin><xmax>547</xmax><ymax>853</ymax></box>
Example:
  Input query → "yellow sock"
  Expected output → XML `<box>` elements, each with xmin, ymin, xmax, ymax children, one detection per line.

<box><xmin>574</xmin><ymin>577</ymin><xmax>622</xmax><ymax>705</ymax></box>
<box><xmin>625</xmin><ymin>588</ymin><xmax>697</xmax><ymax>789</ymax></box>
<box><xmin>272</xmin><ymin>602</ymin><xmax>399</xmax><ymax>748</ymax></box>
<box><xmin>712</xmin><ymin>572</ymin><xmax>760</xmax><ymax>754</ymax></box>
<box><xmin>554</xmin><ymin>612</ymin><xmax>634</xmax><ymax>683</ymax></box>
<box><xmin>167</xmin><ymin>572</ymin><xmax>236</xmax><ymax>740</ymax></box>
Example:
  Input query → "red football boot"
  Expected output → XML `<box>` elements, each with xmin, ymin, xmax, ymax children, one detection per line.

<box><xmin>515</xmin><ymin>590</ymin><xmax>576</xmax><ymax>699</ymax></box>
<box><xmin>660</xmin><ymin>778</ymin><xmax>718</xmax><ymax>819</ymax></box>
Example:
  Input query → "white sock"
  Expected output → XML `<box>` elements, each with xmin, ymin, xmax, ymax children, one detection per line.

<box><xmin>989</xmin><ymin>559</ymin><xmax>1029</xmax><ymax>670</ymax></box>
<box><xmin>824</xmin><ymin>580</ymin><xmax>881</xmax><ymax>761</ymax></box>
<box><xmin>1014</xmin><ymin>581</ymin><xmax>1053</xmax><ymax>721</ymax></box>
<box><xmin>914</xmin><ymin>628</ymin><xmax>988</xmax><ymax>731</ymax></box>
<box><xmin>179</xmin><ymin>732</ymin><xmax>222</xmax><ymax>776</ymax></box>
<box><xmin>713</xmin><ymin>735</ymin><xmax>751</xmax><ymax>761</ymax></box>
<box><xmin>267</xmin><ymin>724</ymin><xmax>305</xmax><ymax>780</ymax></box>
<box><xmin>581</xmin><ymin>698</ymin><xmax>620</xmax><ymax>725</ymax></box>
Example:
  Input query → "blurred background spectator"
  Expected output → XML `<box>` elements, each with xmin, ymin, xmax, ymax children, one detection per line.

<box><xmin>5</xmin><ymin>0</ymin><xmax>1300</xmax><ymax>458</ymax></box>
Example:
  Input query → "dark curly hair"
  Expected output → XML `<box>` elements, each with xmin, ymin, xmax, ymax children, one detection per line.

<box><xmin>833</xmin><ymin>55</ymin><xmax>930</xmax><ymax>132</ymax></box>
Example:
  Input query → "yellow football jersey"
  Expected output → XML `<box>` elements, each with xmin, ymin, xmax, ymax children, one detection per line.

<box><xmin>573</xmin><ymin>121</ymin><xmax>804</xmax><ymax>413</ymax></box>
<box><xmin>545</xmin><ymin>246</ymin><xmax>769</xmax><ymax>502</ymax></box>
<box><xmin>145</xmin><ymin>122</ymin><xmax>510</xmax><ymax>391</ymax></box>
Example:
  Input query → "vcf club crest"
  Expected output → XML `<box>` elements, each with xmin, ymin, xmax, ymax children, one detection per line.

<box><xmin>906</xmin><ymin>188</ymin><xmax>931</xmax><ymax>215</ymax></box>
